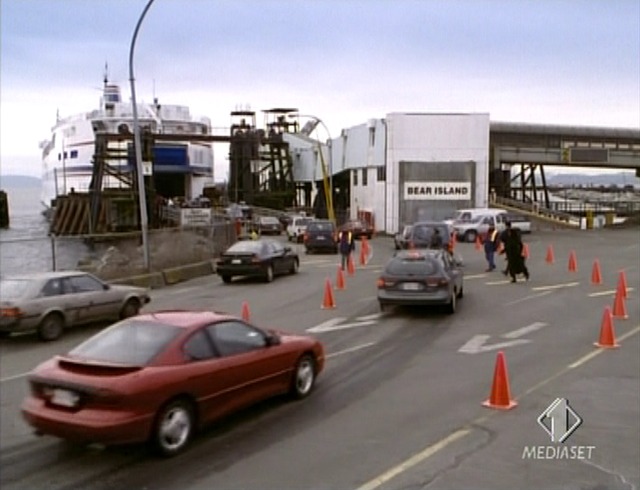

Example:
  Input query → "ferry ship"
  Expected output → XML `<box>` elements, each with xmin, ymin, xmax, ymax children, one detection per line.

<box><xmin>39</xmin><ymin>73</ymin><xmax>215</xmax><ymax>213</ymax></box>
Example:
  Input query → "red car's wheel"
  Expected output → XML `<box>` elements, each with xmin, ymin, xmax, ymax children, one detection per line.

<box><xmin>291</xmin><ymin>355</ymin><xmax>316</xmax><ymax>399</ymax></box>
<box><xmin>152</xmin><ymin>398</ymin><xmax>195</xmax><ymax>457</ymax></box>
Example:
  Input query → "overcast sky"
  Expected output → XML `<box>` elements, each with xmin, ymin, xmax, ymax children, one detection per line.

<box><xmin>1</xmin><ymin>0</ymin><xmax>638</xmax><ymax>180</ymax></box>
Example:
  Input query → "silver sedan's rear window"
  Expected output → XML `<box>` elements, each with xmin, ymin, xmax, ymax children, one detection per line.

<box><xmin>386</xmin><ymin>257</ymin><xmax>438</xmax><ymax>276</ymax></box>
<box><xmin>0</xmin><ymin>279</ymin><xmax>32</xmax><ymax>300</ymax></box>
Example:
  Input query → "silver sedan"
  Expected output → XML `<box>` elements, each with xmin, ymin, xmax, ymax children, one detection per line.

<box><xmin>0</xmin><ymin>271</ymin><xmax>150</xmax><ymax>341</ymax></box>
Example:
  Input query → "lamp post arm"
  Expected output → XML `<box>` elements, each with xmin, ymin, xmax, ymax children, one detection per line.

<box><xmin>129</xmin><ymin>0</ymin><xmax>156</xmax><ymax>271</ymax></box>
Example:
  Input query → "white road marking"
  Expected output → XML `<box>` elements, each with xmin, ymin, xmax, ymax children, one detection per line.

<box><xmin>486</xmin><ymin>280</ymin><xmax>513</xmax><ymax>285</ymax></box>
<box><xmin>458</xmin><ymin>334</ymin><xmax>530</xmax><ymax>354</ymax></box>
<box><xmin>0</xmin><ymin>372</ymin><xmax>29</xmax><ymax>383</ymax></box>
<box><xmin>356</xmin><ymin>313</ymin><xmax>383</xmax><ymax>321</ymax></box>
<box><xmin>355</xmin><ymin>429</ymin><xmax>471</xmax><ymax>490</ymax></box>
<box><xmin>588</xmin><ymin>287</ymin><xmax>635</xmax><ymax>298</ymax></box>
<box><xmin>465</xmin><ymin>274</ymin><xmax>488</xmax><ymax>280</ymax></box>
<box><xmin>307</xmin><ymin>319</ymin><xmax>377</xmax><ymax>333</ymax></box>
<box><xmin>306</xmin><ymin>318</ymin><xmax>345</xmax><ymax>333</ymax></box>
<box><xmin>502</xmin><ymin>322</ymin><xmax>548</xmax><ymax>339</ymax></box>
<box><xmin>532</xmin><ymin>282</ymin><xmax>580</xmax><ymax>291</ymax></box>
<box><xmin>326</xmin><ymin>342</ymin><xmax>377</xmax><ymax>359</ymax></box>
<box><xmin>504</xmin><ymin>290</ymin><xmax>552</xmax><ymax>305</ymax></box>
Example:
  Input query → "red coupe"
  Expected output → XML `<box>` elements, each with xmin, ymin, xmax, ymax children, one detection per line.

<box><xmin>21</xmin><ymin>310</ymin><xmax>325</xmax><ymax>456</ymax></box>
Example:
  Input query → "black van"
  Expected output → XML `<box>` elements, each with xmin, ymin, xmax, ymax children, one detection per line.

<box><xmin>304</xmin><ymin>220</ymin><xmax>338</xmax><ymax>254</ymax></box>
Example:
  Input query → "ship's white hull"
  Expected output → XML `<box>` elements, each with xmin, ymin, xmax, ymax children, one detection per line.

<box><xmin>40</xmin><ymin>80</ymin><xmax>215</xmax><ymax>210</ymax></box>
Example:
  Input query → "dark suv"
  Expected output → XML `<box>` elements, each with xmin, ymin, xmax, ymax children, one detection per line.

<box><xmin>304</xmin><ymin>220</ymin><xmax>338</xmax><ymax>254</ymax></box>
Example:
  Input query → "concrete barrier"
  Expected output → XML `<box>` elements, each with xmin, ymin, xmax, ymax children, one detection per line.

<box><xmin>111</xmin><ymin>272</ymin><xmax>165</xmax><ymax>289</ymax></box>
<box><xmin>162</xmin><ymin>261</ymin><xmax>215</xmax><ymax>285</ymax></box>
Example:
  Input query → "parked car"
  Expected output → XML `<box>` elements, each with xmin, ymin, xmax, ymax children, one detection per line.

<box><xmin>394</xmin><ymin>225</ymin><xmax>413</xmax><ymax>250</ymax></box>
<box><xmin>21</xmin><ymin>310</ymin><xmax>325</xmax><ymax>456</ymax></box>
<box><xmin>216</xmin><ymin>238</ymin><xmax>299</xmax><ymax>283</ymax></box>
<box><xmin>377</xmin><ymin>249</ymin><xmax>464</xmax><ymax>314</ymax></box>
<box><xmin>444</xmin><ymin>208</ymin><xmax>506</xmax><ymax>226</ymax></box>
<box><xmin>0</xmin><ymin>271</ymin><xmax>150</xmax><ymax>341</ymax></box>
<box><xmin>505</xmin><ymin>213</ymin><xmax>532</xmax><ymax>234</ymax></box>
<box><xmin>452</xmin><ymin>213</ymin><xmax>509</xmax><ymax>243</ymax></box>
<box><xmin>251</xmin><ymin>216</ymin><xmax>282</xmax><ymax>235</ymax></box>
<box><xmin>287</xmin><ymin>216</ymin><xmax>314</xmax><ymax>243</ymax></box>
<box><xmin>340</xmin><ymin>219</ymin><xmax>374</xmax><ymax>240</ymax></box>
<box><xmin>404</xmin><ymin>221</ymin><xmax>454</xmax><ymax>253</ymax></box>
<box><xmin>304</xmin><ymin>220</ymin><xmax>338</xmax><ymax>254</ymax></box>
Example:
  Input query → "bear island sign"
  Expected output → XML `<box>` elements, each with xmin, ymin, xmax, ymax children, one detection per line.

<box><xmin>404</xmin><ymin>181</ymin><xmax>471</xmax><ymax>201</ymax></box>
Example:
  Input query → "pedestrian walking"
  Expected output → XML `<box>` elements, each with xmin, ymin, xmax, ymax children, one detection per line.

<box><xmin>484</xmin><ymin>225</ymin><xmax>499</xmax><ymax>272</ymax></box>
<box><xmin>501</xmin><ymin>221</ymin><xmax>529</xmax><ymax>282</ymax></box>
<box><xmin>338</xmin><ymin>228</ymin><xmax>354</xmax><ymax>271</ymax></box>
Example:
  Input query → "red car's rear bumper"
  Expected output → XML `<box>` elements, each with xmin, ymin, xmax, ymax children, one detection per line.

<box><xmin>21</xmin><ymin>397</ymin><xmax>154</xmax><ymax>445</ymax></box>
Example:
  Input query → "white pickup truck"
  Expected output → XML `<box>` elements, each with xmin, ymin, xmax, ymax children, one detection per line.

<box><xmin>286</xmin><ymin>216</ymin><xmax>314</xmax><ymax>243</ymax></box>
<box><xmin>453</xmin><ymin>212</ymin><xmax>531</xmax><ymax>242</ymax></box>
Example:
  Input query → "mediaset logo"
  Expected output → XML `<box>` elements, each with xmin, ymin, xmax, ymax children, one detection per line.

<box><xmin>522</xmin><ymin>398</ymin><xmax>595</xmax><ymax>460</ymax></box>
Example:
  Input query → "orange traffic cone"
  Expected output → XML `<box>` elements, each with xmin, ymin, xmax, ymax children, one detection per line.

<box><xmin>594</xmin><ymin>306</ymin><xmax>619</xmax><ymax>348</ymax></box>
<box><xmin>591</xmin><ymin>259</ymin><xmax>603</xmax><ymax>285</ymax></box>
<box><xmin>347</xmin><ymin>254</ymin><xmax>356</xmax><ymax>276</ymax></box>
<box><xmin>241</xmin><ymin>301</ymin><xmax>251</xmax><ymax>322</ymax></box>
<box><xmin>475</xmin><ymin>235</ymin><xmax>482</xmax><ymax>251</ymax></box>
<box><xmin>545</xmin><ymin>245</ymin><xmax>555</xmax><ymax>264</ymax></box>
<box><xmin>451</xmin><ymin>232</ymin><xmax>457</xmax><ymax>251</ymax></box>
<box><xmin>362</xmin><ymin>236</ymin><xmax>370</xmax><ymax>255</ymax></box>
<box><xmin>482</xmin><ymin>351</ymin><xmax>517</xmax><ymax>410</ymax></box>
<box><xmin>612</xmin><ymin>289</ymin><xmax>628</xmax><ymax>319</ymax></box>
<box><xmin>321</xmin><ymin>278</ymin><xmax>336</xmax><ymax>309</ymax></box>
<box><xmin>359</xmin><ymin>245</ymin><xmax>367</xmax><ymax>266</ymax></box>
<box><xmin>335</xmin><ymin>266</ymin><xmax>345</xmax><ymax>290</ymax></box>
<box><xmin>568</xmin><ymin>250</ymin><xmax>578</xmax><ymax>272</ymax></box>
<box><xmin>521</xmin><ymin>243</ymin><xmax>530</xmax><ymax>259</ymax></box>
<box><xmin>617</xmin><ymin>270</ymin><xmax>628</xmax><ymax>299</ymax></box>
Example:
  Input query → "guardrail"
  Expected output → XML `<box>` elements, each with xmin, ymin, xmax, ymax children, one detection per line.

<box><xmin>492</xmin><ymin>197</ymin><xmax>579</xmax><ymax>228</ymax></box>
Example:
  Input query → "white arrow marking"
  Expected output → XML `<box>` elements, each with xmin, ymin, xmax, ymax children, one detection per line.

<box><xmin>356</xmin><ymin>313</ymin><xmax>383</xmax><ymax>321</ymax></box>
<box><xmin>307</xmin><ymin>318</ymin><xmax>377</xmax><ymax>333</ymax></box>
<box><xmin>502</xmin><ymin>322</ymin><xmax>548</xmax><ymax>339</ymax></box>
<box><xmin>458</xmin><ymin>334</ymin><xmax>530</xmax><ymax>354</ymax></box>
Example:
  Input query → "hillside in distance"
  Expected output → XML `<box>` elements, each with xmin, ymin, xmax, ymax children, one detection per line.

<box><xmin>0</xmin><ymin>175</ymin><xmax>41</xmax><ymax>188</ymax></box>
<box><xmin>546</xmin><ymin>172</ymin><xmax>639</xmax><ymax>188</ymax></box>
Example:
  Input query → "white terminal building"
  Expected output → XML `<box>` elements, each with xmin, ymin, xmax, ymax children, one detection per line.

<box><xmin>286</xmin><ymin>113</ymin><xmax>491</xmax><ymax>234</ymax></box>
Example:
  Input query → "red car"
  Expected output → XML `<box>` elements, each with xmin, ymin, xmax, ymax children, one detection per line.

<box><xmin>340</xmin><ymin>219</ymin><xmax>374</xmax><ymax>240</ymax></box>
<box><xmin>21</xmin><ymin>311</ymin><xmax>324</xmax><ymax>456</ymax></box>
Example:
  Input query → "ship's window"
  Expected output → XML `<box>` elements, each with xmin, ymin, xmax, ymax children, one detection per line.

<box><xmin>58</xmin><ymin>153</ymin><xmax>61</xmax><ymax>161</ymax></box>
<box><xmin>353</xmin><ymin>170</ymin><xmax>358</xmax><ymax>186</ymax></box>
<box><xmin>377</xmin><ymin>167</ymin><xmax>386</xmax><ymax>182</ymax></box>
<box><xmin>362</xmin><ymin>169</ymin><xmax>368</xmax><ymax>186</ymax></box>
<box><xmin>70</xmin><ymin>150</ymin><xmax>78</xmax><ymax>159</ymax></box>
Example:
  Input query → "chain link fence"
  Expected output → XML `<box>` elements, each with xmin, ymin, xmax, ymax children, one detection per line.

<box><xmin>0</xmin><ymin>222</ymin><xmax>236</xmax><ymax>281</ymax></box>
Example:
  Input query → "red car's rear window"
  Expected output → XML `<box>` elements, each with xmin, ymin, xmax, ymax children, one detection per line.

<box><xmin>69</xmin><ymin>320</ymin><xmax>182</xmax><ymax>366</ymax></box>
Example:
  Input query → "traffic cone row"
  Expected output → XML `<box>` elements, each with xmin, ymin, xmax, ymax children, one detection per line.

<box><xmin>568</xmin><ymin>250</ymin><xmax>578</xmax><ymax>272</ymax></box>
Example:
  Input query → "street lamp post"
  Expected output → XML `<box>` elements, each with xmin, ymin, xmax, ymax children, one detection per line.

<box><xmin>129</xmin><ymin>0</ymin><xmax>156</xmax><ymax>271</ymax></box>
<box><xmin>290</xmin><ymin>114</ymin><xmax>334</xmax><ymax>221</ymax></box>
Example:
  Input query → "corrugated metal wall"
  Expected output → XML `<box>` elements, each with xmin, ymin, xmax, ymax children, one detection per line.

<box><xmin>398</xmin><ymin>161</ymin><xmax>475</xmax><ymax>224</ymax></box>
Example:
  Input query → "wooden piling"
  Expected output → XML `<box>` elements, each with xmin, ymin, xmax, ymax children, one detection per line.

<box><xmin>0</xmin><ymin>190</ymin><xmax>9</xmax><ymax>229</ymax></box>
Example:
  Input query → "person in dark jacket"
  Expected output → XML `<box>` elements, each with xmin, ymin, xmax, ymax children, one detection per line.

<box><xmin>484</xmin><ymin>225</ymin><xmax>499</xmax><ymax>272</ymax></box>
<box><xmin>501</xmin><ymin>221</ymin><xmax>529</xmax><ymax>282</ymax></box>
<box><xmin>338</xmin><ymin>229</ymin><xmax>354</xmax><ymax>271</ymax></box>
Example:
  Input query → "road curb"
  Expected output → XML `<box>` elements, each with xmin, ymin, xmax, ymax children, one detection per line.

<box><xmin>162</xmin><ymin>261</ymin><xmax>215</xmax><ymax>285</ymax></box>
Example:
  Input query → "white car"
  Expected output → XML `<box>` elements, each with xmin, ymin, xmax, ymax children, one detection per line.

<box><xmin>287</xmin><ymin>216</ymin><xmax>314</xmax><ymax>243</ymax></box>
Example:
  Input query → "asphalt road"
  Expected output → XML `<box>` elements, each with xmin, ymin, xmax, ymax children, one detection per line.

<box><xmin>1</xmin><ymin>228</ymin><xmax>638</xmax><ymax>490</ymax></box>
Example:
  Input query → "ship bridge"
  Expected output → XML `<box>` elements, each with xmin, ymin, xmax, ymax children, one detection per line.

<box><xmin>489</xmin><ymin>122</ymin><xmax>640</xmax><ymax>208</ymax></box>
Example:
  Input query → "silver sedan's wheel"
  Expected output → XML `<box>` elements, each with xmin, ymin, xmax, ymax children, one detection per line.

<box><xmin>265</xmin><ymin>265</ymin><xmax>274</xmax><ymax>283</ymax></box>
<box><xmin>154</xmin><ymin>399</ymin><xmax>194</xmax><ymax>457</ymax></box>
<box><xmin>291</xmin><ymin>355</ymin><xmax>316</xmax><ymax>399</ymax></box>
<box><xmin>38</xmin><ymin>313</ymin><xmax>64</xmax><ymax>341</ymax></box>
<box><xmin>120</xmin><ymin>299</ymin><xmax>140</xmax><ymax>319</ymax></box>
